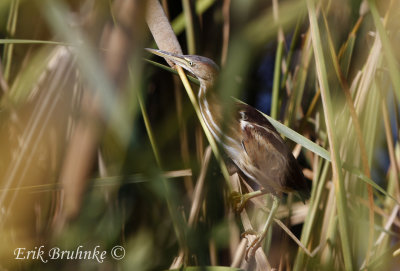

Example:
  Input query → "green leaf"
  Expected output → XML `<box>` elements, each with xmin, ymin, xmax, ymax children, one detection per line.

<box><xmin>343</xmin><ymin>163</ymin><xmax>400</xmax><ymax>205</ymax></box>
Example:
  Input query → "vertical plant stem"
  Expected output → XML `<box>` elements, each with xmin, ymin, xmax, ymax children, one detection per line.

<box><xmin>280</xmin><ymin>14</ymin><xmax>303</xmax><ymax>90</ymax></box>
<box><xmin>3</xmin><ymin>0</ymin><xmax>19</xmax><ymax>81</ymax></box>
<box><xmin>182</xmin><ymin>0</ymin><xmax>196</xmax><ymax>54</ymax></box>
<box><xmin>307</xmin><ymin>0</ymin><xmax>353</xmax><ymax>270</ymax></box>
<box><xmin>321</xmin><ymin>10</ymin><xmax>374</xmax><ymax>266</ymax></box>
<box><xmin>382</xmin><ymin>99</ymin><xmax>400</xmax><ymax>194</ymax></box>
<box><xmin>176</xmin><ymin>66</ymin><xmax>232</xmax><ymax>190</ymax></box>
<box><xmin>174</xmin><ymin>78</ymin><xmax>194</xmax><ymax>197</ymax></box>
<box><xmin>171</xmin><ymin>0</ymin><xmax>216</xmax><ymax>36</ymax></box>
<box><xmin>181</xmin><ymin>0</ymin><xmax>198</xmax><ymax>197</ymax></box>
<box><xmin>221</xmin><ymin>0</ymin><xmax>231</xmax><ymax>66</ymax></box>
<box><xmin>133</xmin><ymin>68</ymin><xmax>186</xmax><ymax>252</ymax></box>
<box><xmin>271</xmin><ymin>0</ymin><xmax>284</xmax><ymax>120</ymax></box>
<box><xmin>368</xmin><ymin>0</ymin><xmax>400</xmax><ymax>100</ymax></box>
<box><xmin>294</xmin><ymin>157</ymin><xmax>329</xmax><ymax>270</ymax></box>
<box><xmin>271</xmin><ymin>40</ymin><xmax>283</xmax><ymax>120</ymax></box>
<box><xmin>136</xmin><ymin>85</ymin><xmax>161</xmax><ymax>167</ymax></box>
<box><xmin>285</xmin><ymin>31</ymin><xmax>312</xmax><ymax>127</ymax></box>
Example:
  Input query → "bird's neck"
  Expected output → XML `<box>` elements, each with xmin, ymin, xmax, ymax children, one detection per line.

<box><xmin>197</xmin><ymin>78</ymin><xmax>215</xmax><ymax>98</ymax></box>
<box><xmin>198</xmin><ymin>81</ymin><xmax>223</xmax><ymax>142</ymax></box>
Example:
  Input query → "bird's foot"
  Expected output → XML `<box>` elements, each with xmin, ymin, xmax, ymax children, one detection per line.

<box><xmin>241</xmin><ymin>230</ymin><xmax>264</xmax><ymax>260</ymax></box>
<box><xmin>230</xmin><ymin>191</ymin><xmax>247</xmax><ymax>212</ymax></box>
<box><xmin>230</xmin><ymin>190</ymin><xmax>266</xmax><ymax>212</ymax></box>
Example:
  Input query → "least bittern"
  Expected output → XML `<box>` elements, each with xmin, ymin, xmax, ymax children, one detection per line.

<box><xmin>146</xmin><ymin>48</ymin><xmax>311</xmax><ymax>258</ymax></box>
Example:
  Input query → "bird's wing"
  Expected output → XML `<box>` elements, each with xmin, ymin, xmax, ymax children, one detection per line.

<box><xmin>231</xmin><ymin>104</ymin><xmax>309</xmax><ymax>198</ymax></box>
<box><xmin>237</xmin><ymin>119</ymin><xmax>288</xmax><ymax>193</ymax></box>
<box><xmin>220</xmin><ymin>104</ymin><xmax>282</xmax><ymax>192</ymax></box>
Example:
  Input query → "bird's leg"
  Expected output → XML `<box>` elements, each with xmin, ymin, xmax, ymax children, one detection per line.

<box><xmin>243</xmin><ymin>195</ymin><xmax>280</xmax><ymax>260</ymax></box>
<box><xmin>231</xmin><ymin>189</ymin><xmax>268</xmax><ymax>212</ymax></box>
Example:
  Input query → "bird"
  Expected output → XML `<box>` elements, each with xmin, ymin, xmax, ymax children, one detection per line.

<box><xmin>146</xmin><ymin>48</ymin><xmax>311</xmax><ymax>258</ymax></box>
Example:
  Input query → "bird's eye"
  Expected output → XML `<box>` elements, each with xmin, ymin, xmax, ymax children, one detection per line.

<box><xmin>189</xmin><ymin>61</ymin><xmax>194</xmax><ymax>66</ymax></box>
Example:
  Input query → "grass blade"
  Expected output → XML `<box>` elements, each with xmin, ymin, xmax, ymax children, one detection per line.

<box><xmin>307</xmin><ymin>0</ymin><xmax>353</xmax><ymax>269</ymax></box>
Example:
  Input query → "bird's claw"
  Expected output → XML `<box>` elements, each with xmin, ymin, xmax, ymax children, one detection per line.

<box><xmin>230</xmin><ymin>191</ymin><xmax>247</xmax><ymax>212</ymax></box>
<box><xmin>242</xmin><ymin>230</ymin><xmax>263</xmax><ymax>260</ymax></box>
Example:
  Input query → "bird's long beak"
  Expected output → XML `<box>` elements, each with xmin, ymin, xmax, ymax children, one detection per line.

<box><xmin>145</xmin><ymin>48</ymin><xmax>187</xmax><ymax>67</ymax></box>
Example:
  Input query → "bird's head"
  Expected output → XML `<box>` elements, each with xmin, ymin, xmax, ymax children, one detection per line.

<box><xmin>146</xmin><ymin>48</ymin><xmax>219</xmax><ymax>87</ymax></box>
